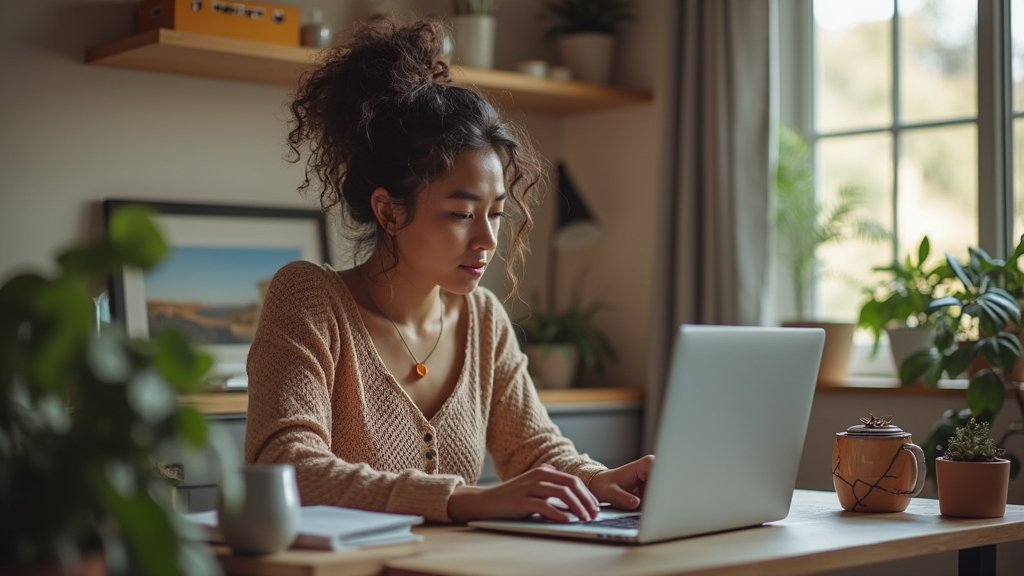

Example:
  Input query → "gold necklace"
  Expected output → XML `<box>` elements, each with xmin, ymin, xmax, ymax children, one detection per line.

<box><xmin>370</xmin><ymin>291</ymin><xmax>444</xmax><ymax>379</ymax></box>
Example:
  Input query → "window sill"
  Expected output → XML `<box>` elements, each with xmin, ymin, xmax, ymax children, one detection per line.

<box><xmin>818</xmin><ymin>376</ymin><xmax>1020</xmax><ymax>397</ymax></box>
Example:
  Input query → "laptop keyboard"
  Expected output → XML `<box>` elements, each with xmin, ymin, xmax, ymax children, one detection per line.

<box><xmin>585</xmin><ymin>515</ymin><xmax>640</xmax><ymax>529</ymax></box>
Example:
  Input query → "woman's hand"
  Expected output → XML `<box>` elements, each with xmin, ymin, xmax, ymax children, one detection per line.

<box><xmin>447</xmin><ymin>465</ymin><xmax>601</xmax><ymax>523</ymax></box>
<box><xmin>588</xmin><ymin>454</ymin><xmax>655</xmax><ymax>510</ymax></box>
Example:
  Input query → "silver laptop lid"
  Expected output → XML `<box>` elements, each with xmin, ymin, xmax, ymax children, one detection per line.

<box><xmin>637</xmin><ymin>324</ymin><xmax>824</xmax><ymax>543</ymax></box>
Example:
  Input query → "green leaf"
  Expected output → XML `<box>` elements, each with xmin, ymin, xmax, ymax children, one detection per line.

<box><xmin>917</xmin><ymin>236</ymin><xmax>931</xmax><ymax>264</ymax></box>
<box><xmin>948</xmin><ymin>255</ymin><xmax>974</xmax><ymax>291</ymax></box>
<box><xmin>899</xmin><ymin>348</ymin><xmax>937</xmax><ymax>386</ymax></box>
<box><xmin>943</xmin><ymin>345</ymin><xmax>974</xmax><ymax>379</ymax></box>
<box><xmin>101</xmin><ymin>484</ymin><xmax>180</xmax><ymax>576</ymax></box>
<box><xmin>127</xmin><ymin>369</ymin><xmax>177</xmax><ymax>424</ymax></box>
<box><xmin>966</xmin><ymin>371</ymin><xmax>1005</xmax><ymax>417</ymax></box>
<box><xmin>176</xmin><ymin>407</ymin><xmax>208</xmax><ymax>450</ymax></box>
<box><xmin>30</xmin><ymin>278</ymin><xmax>93</xmax><ymax>392</ymax></box>
<box><xmin>153</xmin><ymin>330</ymin><xmax>213</xmax><ymax>392</ymax></box>
<box><xmin>928</xmin><ymin>296</ymin><xmax>961</xmax><ymax>312</ymax></box>
<box><xmin>108</xmin><ymin>206</ymin><xmax>168</xmax><ymax>269</ymax></box>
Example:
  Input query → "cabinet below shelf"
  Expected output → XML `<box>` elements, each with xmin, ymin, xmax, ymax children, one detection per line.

<box><xmin>181</xmin><ymin>387</ymin><xmax>643</xmax><ymax>415</ymax></box>
<box><xmin>85</xmin><ymin>29</ymin><xmax>652</xmax><ymax>115</ymax></box>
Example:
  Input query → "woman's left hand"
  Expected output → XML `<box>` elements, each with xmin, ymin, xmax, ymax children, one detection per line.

<box><xmin>588</xmin><ymin>454</ymin><xmax>655</xmax><ymax>510</ymax></box>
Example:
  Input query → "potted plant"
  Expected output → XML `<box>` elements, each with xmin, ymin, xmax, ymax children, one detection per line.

<box><xmin>516</xmin><ymin>293</ymin><xmax>616</xmax><ymax>389</ymax></box>
<box><xmin>900</xmin><ymin>244</ymin><xmax>1023</xmax><ymax>482</ymax></box>
<box><xmin>0</xmin><ymin>206</ymin><xmax>235</xmax><ymax>575</ymax></box>
<box><xmin>775</xmin><ymin>125</ymin><xmax>888</xmax><ymax>384</ymax></box>
<box><xmin>539</xmin><ymin>0</ymin><xmax>635</xmax><ymax>84</ymax></box>
<box><xmin>856</xmin><ymin>236</ymin><xmax>953</xmax><ymax>371</ymax></box>
<box><xmin>935</xmin><ymin>419</ymin><xmax>1011</xmax><ymax>518</ymax></box>
<box><xmin>450</xmin><ymin>1</ymin><xmax>502</xmax><ymax>69</ymax></box>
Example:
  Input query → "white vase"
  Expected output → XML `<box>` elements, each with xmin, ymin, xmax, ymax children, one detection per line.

<box><xmin>557</xmin><ymin>33</ymin><xmax>616</xmax><ymax>84</ymax></box>
<box><xmin>451</xmin><ymin>15</ymin><xmax>496</xmax><ymax>69</ymax></box>
<box><xmin>524</xmin><ymin>344</ymin><xmax>579</xmax><ymax>389</ymax></box>
<box><xmin>886</xmin><ymin>326</ymin><xmax>934</xmax><ymax>375</ymax></box>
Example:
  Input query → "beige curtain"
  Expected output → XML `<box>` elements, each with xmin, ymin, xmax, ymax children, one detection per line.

<box><xmin>673</xmin><ymin>0</ymin><xmax>774</xmax><ymax>327</ymax></box>
<box><xmin>646</xmin><ymin>0</ymin><xmax>776</xmax><ymax>449</ymax></box>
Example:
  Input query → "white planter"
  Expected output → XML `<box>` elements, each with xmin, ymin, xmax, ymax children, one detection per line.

<box><xmin>557</xmin><ymin>33</ymin><xmax>616</xmax><ymax>84</ymax></box>
<box><xmin>524</xmin><ymin>344</ymin><xmax>579</xmax><ymax>389</ymax></box>
<box><xmin>886</xmin><ymin>326</ymin><xmax>934</xmax><ymax>375</ymax></box>
<box><xmin>451</xmin><ymin>15</ymin><xmax>496</xmax><ymax>69</ymax></box>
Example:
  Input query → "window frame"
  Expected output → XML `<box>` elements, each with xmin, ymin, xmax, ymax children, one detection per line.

<box><xmin>779</xmin><ymin>0</ymin><xmax>1017</xmax><ymax>377</ymax></box>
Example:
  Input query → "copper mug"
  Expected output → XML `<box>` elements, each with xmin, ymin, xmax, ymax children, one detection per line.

<box><xmin>832</xmin><ymin>422</ymin><xmax>926</xmax><ymax>512</ymax></box>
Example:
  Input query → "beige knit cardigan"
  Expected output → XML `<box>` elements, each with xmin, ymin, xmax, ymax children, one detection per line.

<box><xmin>244</xmin><ymin>261</ymin><xmax>605</xmax><ymax>522</ymax></box>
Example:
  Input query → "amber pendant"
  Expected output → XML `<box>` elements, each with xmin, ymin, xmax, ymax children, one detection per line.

<box><xmin>415</xmin><ymin>363</ymin><xmax>428</xmax><ymax>378</ymax></box>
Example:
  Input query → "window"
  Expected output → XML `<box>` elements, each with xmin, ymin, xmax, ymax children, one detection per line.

<box><xmin>781</xmin><ymin>1</ymin><xmax>1018</xmax><ymax>374</ymax></box>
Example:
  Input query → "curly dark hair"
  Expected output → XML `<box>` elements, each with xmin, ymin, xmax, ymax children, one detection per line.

<box><xmin>286</xmin><ymin>19</ymin><xmax>544</xmax><ymax>298</ymax></box>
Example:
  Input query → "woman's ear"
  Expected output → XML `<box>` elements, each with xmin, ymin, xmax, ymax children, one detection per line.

<box><xmin>370</xmin><ymin>188</ymin><xmax>405</xmax><ymax>235</ymax></box>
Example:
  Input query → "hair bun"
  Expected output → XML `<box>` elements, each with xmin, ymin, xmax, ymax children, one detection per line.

<box><xmin>341</xmin><ymin>19</ymin><xmax>449</xmax><ymax>100</ymax></box>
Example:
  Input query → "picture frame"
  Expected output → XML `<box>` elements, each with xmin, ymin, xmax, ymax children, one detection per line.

<box><xmin>104</xmin><ymin>199</ymin><xmax>329</xmax><ymax>384</ymax></box>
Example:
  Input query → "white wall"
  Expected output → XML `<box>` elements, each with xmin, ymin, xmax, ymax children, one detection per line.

<box><xmin>0</xmin><ymin>0</ymin><xmax>668</xmax><ymax>395</ymax></box>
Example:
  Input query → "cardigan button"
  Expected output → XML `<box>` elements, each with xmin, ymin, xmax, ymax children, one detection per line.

<box><xmin>423</xmin><ymin>432</ymin><xmax>433</xmax><ymax>443</ymax></box>
<box><xmin>425</xmin><ymin>450</ymin><xmax>435</xmax><ymax>460</ymax></box>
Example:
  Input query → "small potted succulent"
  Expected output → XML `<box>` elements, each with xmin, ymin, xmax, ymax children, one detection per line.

<box><xmin>935</xmin><ymin>419</ymin><xmax>1011</xmax><ymax>518</ymax></box>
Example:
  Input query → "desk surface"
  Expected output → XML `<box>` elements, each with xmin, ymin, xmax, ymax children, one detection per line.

<box><xmin>216</xmin><ymin>490</ymin><xmax>1024</xmax><ymax>576</ymax></box>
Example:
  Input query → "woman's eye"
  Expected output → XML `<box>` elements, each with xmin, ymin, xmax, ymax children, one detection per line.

<box><xmin>450</xmin><ymin>212</ymin><xmax>473</xmax><ymax>221</ymax></box>
<box><xmin>489</xmin><ymin>212</ymin><xmax>505</xmax><ymax>220</ymax></box>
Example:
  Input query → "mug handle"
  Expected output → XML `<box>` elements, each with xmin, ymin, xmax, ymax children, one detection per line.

<box><xmin>901</xmin><ymin>443</ymin><xmax>927</xmax><ymax>497</ymax></box>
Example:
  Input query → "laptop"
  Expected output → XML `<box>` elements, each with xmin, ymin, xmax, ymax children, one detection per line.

<box><xmin>469</xmin><ymin>324</ymin><xmax>825</xmax><ymax>544</ymax></box>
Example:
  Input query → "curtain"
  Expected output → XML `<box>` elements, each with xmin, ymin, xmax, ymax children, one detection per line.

<box><xmin>645</xmin><ymin>0</ymin><xmax>776</xmax><ymax>449</ymax></box>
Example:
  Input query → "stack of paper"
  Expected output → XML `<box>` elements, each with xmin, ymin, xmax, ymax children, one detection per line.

<box><xmin>184</xmin><ymin>505</ymin><xmax>424</xmax><ymax>551</ymax></box>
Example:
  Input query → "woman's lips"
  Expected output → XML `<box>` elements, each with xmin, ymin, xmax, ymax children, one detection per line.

<box><xmin>460</xmin><ymin>262</ymin><xmax>487</xmax><ymax>277</ymax></box>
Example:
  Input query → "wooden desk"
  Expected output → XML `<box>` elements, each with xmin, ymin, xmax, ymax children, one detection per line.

<box><xmin>215</xmin><ymin>490</ymin><xmax>1024</xmax><ymax>576</ymax></box>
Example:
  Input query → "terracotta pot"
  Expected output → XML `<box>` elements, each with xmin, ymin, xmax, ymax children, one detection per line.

<box><xmin>935</xmin><ymin>457</ymin><xmax>1010</xmax><ymax>518</ymax></box>
<box><xmin>783</xmin><ymin>321</ymin><xmax>854</xmax><ymax>385</ymax></box>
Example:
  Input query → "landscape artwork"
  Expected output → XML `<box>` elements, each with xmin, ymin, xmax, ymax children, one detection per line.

<box><xmin>143</xmin><ymin>246</ymin><xmax>298</xmax><ymax>344</ymax></box>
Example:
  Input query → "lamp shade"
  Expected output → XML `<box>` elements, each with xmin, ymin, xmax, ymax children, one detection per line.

<box><xmin>555</xmin><ymin>162</ymin><xmax>600</xmax><ymax>250</ymax></box>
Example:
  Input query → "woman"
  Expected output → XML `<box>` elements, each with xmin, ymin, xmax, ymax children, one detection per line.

<box><xmin>244</xmin><ymin>19</ymin><xmax>653</xmax><ymax>524</ymax></box>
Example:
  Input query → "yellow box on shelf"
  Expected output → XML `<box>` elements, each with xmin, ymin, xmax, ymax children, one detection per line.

<box><xmin>137</xmin><ymin>0</ymin><xmax>300</xmax><ymax>47</ymax></box>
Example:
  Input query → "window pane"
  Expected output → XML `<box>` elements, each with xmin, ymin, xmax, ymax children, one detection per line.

<box><xmin>898</xmin><ymin>0</ymin><xmax>977</xmax><ymax>123</ymax></box>
<box><xmin>814</xmin><ymin>0</ymin><xmax>894</xmax><ymax>132</ymax></box>
<box><xmin>817</xmin><ymin>134</ymin><xmax>893</xmax><ymax>321</ymax></box>
<box><xmin>898</xmin><ymin>124</ymin><xmax>977</xmax><ymax>267</ymax></box>
<box><xmin>1015</xmin><ymin>119</ymin><xmax>1024</xmax><ymax>238</ymax></box>
<box><xmin>1013</xmin><ymin>0</ymin><xmax>1024</xmax><ymax>113</ymax></box>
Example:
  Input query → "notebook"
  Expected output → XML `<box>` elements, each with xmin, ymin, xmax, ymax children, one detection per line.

<box><xmin>468</xmin><ymin>324</ymin><xmax>825</xmax><ymax>544</ymax></box>
<box><xmin>184</xmin><ymin>505</ymin><xmax>424</xmax><ymax>551</ymax></box>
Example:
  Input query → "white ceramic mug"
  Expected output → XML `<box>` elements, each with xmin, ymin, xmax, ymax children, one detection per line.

<box><xmin>218</xmin><ymin>464</ymin><xmax>300</xmax><ymax>555</ymax></box>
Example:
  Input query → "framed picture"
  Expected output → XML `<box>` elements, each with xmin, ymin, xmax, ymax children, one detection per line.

<box><xmin>104</xmin><ymin>199</ymin><xmax>329</xmax><ymax>383</ymax></box>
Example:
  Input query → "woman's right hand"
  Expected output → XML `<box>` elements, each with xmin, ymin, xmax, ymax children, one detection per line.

<box><xmin>447</xmin><ymin>465</ymin><xmax>600</xmax><ymax>523</ymax></box>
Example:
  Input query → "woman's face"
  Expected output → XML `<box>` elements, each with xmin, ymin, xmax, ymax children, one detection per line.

<box><xmin>392</xmin><ymin>148</ymin><xmax>506</xmax><ymax>294</ymax></box>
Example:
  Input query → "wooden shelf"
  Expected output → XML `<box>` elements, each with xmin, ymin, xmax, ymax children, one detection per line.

<box><xmin>181</xmin><ymin>387</ymin><xmax>642</xmax><ymax>415</ymax></box>
<box><xmin>85</xmin><ymin>29</ymin><xmax>652</xmax><ymax>115</ymax></box>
